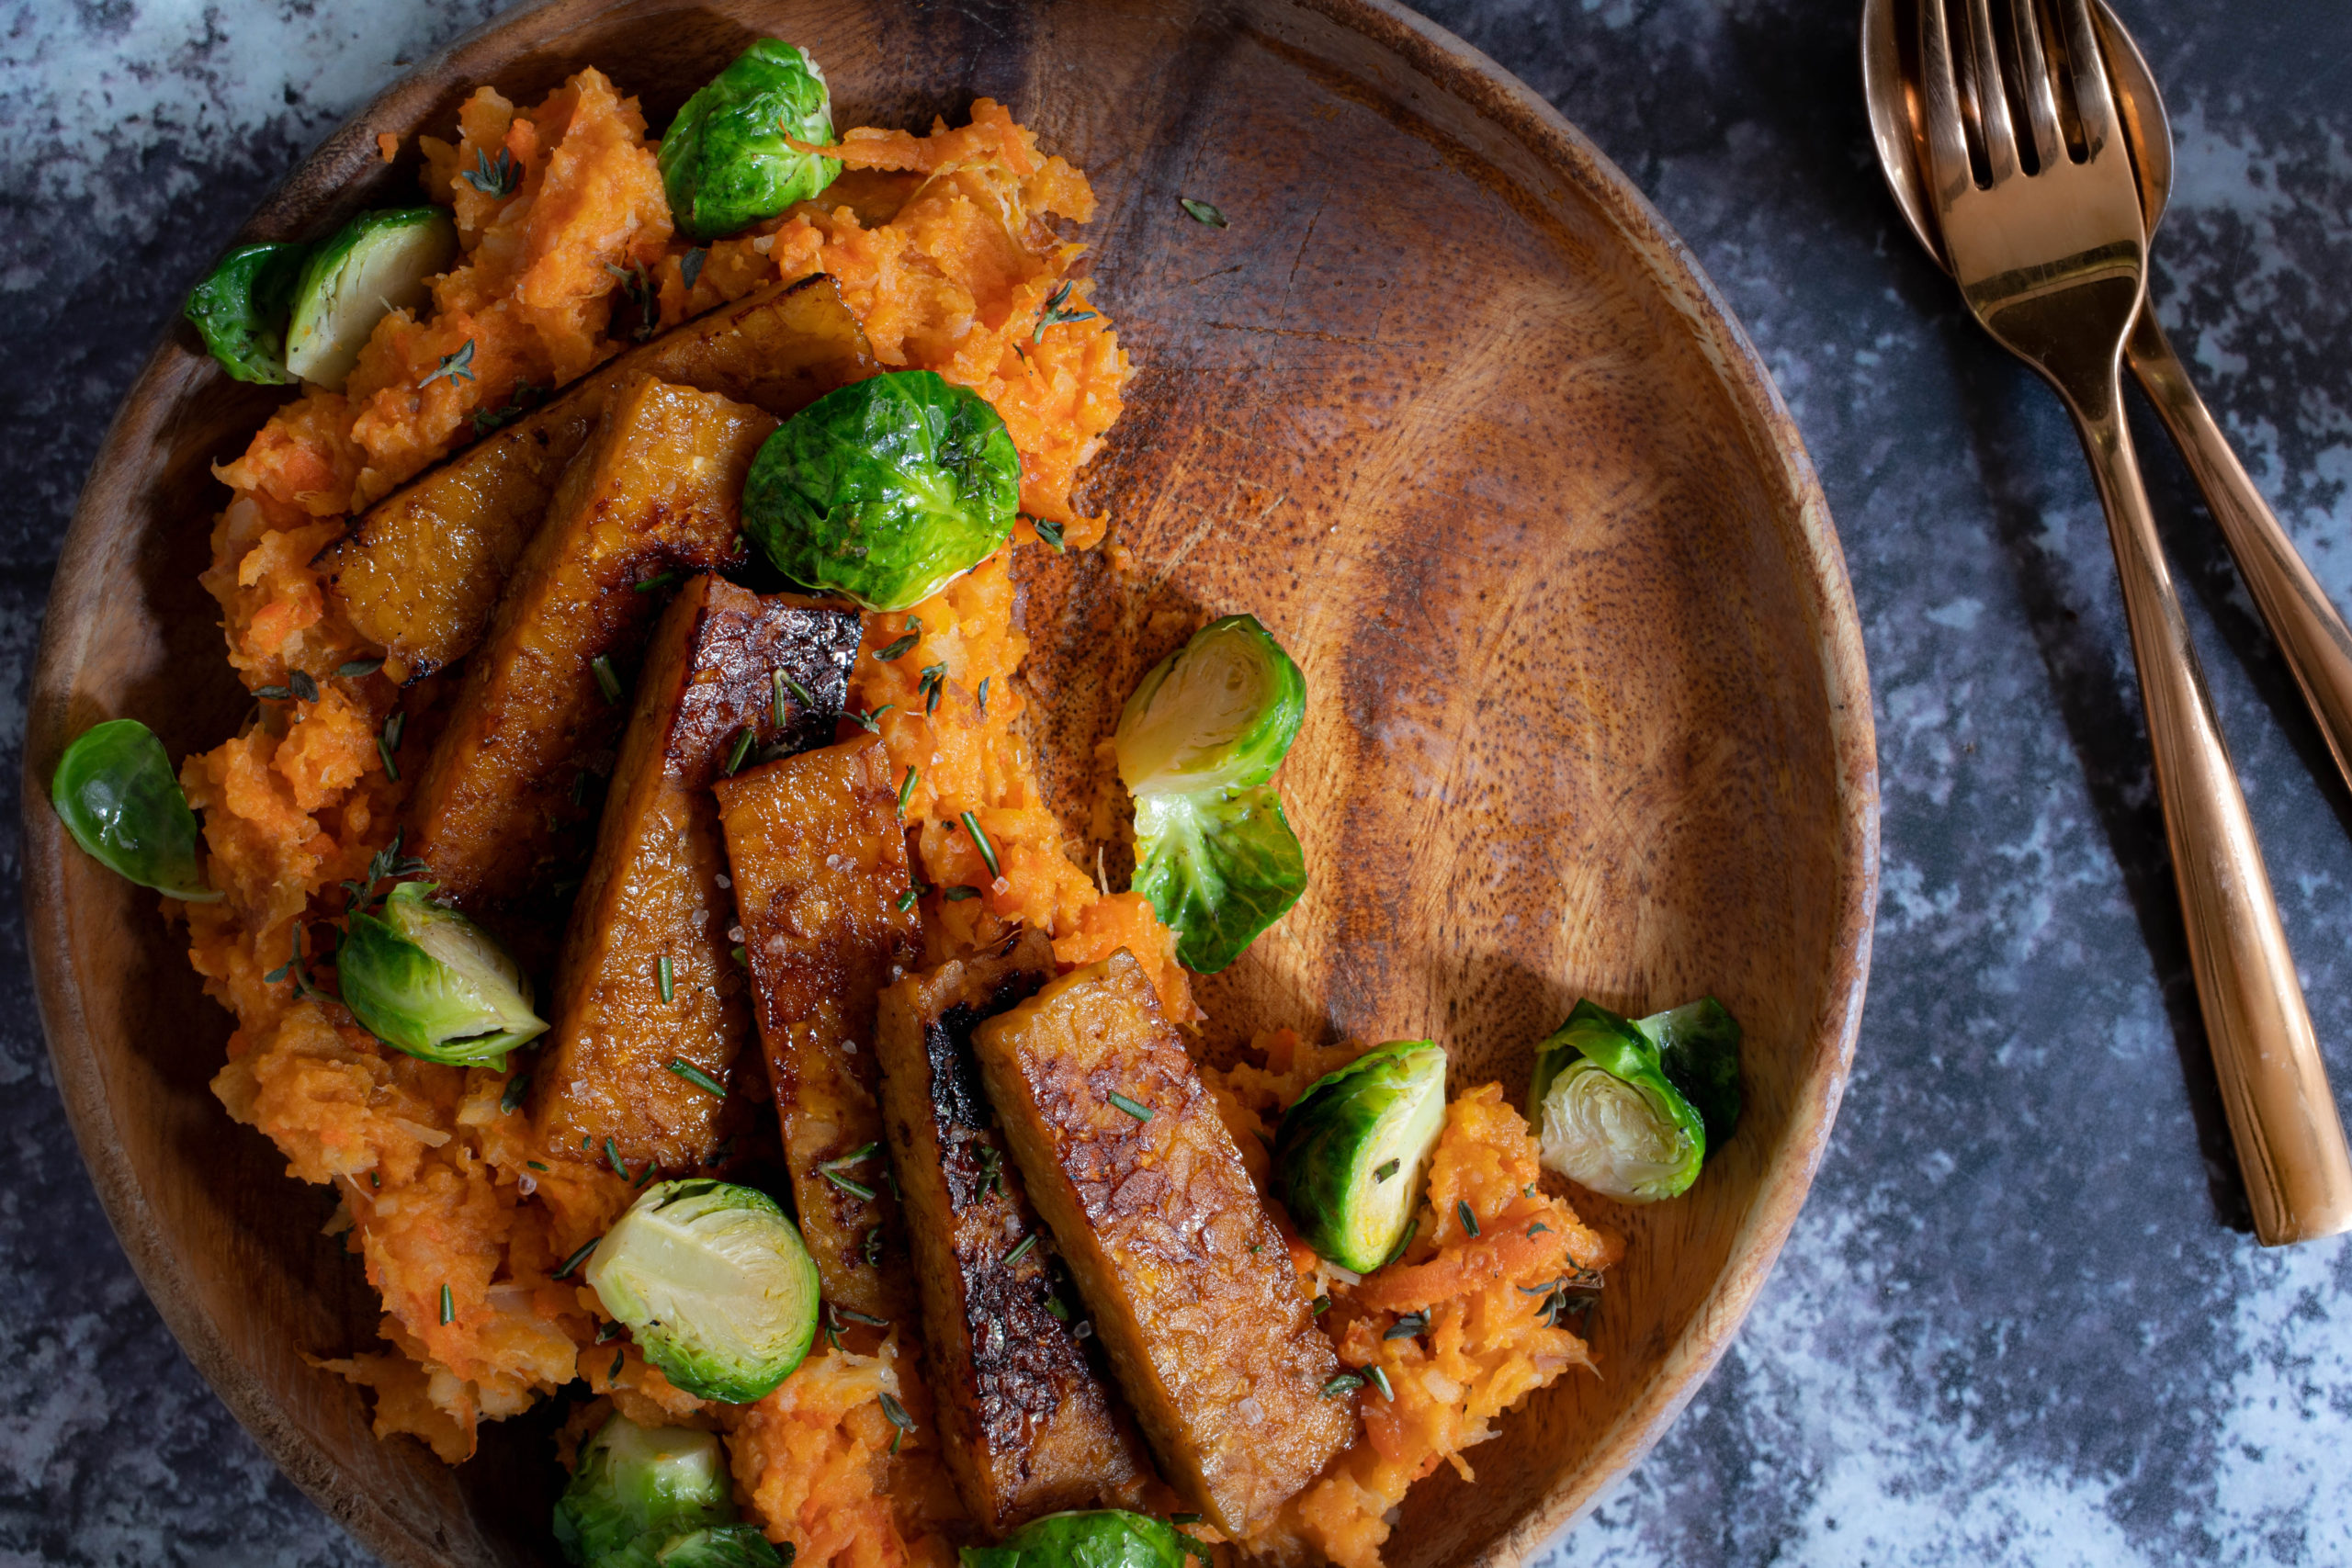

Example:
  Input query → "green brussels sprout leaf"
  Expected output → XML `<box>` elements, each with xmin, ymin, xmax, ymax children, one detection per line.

<box><xmin>185</xmin><ymin>243</ymin><xmax>309</xmax><ymax>384</ymax></box>
<box><xmin>660</xmin><ymin>39</ymin><xmax>842</xmax><ymax>242</ymax></box>
<box><xmin>652</xmin><ymin>1526</ymin><xmax>788</xmax><ymax>1567</ymax></box>
<box><xmin>1273</xmin><ymin>1041</ymin><xmax>1447</xmax><ymax>1272</ymax></box>
<box><xmin>742</xmin><ymin>371</ymin><xmax>1021</xmax><ymax>612</ymax></box>
<box><xmin>584</xmin><ymin>1179</ymin><xmax>821</xmax><ymax>1404</ymax></box>
<box><xmin>956</xmin><ymin>1510</ymin><xmax>1207</xmax><ymax>1568</ymax></box>
<box><xmin>1131</xmin><ymin>781</ymin><xmax>1306</xmax><ymax>974</ymax></box>
<box><xmin>285</xmin><ymin>207</ymin><xmax>459</xmax><ymax>389</ymax></box>
<box><xmin>51</xmin><ymin>718</ymin><xmax>220</xmax><ymax>902</ymax></box>
<box><xmin>1529</xmin><ymin>1000</ymin><xmax>1706</xmax><ymax>1202</ymax></box>
<box><xmin>1635</xmin><ymin>997</ymin><xmax>1742</xmax><ymax>1152</ymax></box>
<box><xmin>336</xmin><ymin>881</ymin><xmax>547</xmax><ymax>1066</ymax></box>
<box><xmin>552</xmin><ymin>1415</ymin><xmax>741</xmax><ymax>1568</ymax></box>
<box><xmin>1114</xmin><ymin>615</ymin><xmax>1306</xmax><ymax>798</ymax></box>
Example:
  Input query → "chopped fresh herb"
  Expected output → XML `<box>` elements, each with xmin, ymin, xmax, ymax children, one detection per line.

<box><xmin>382</xmin><ymin>709</ymin><xmax>405</xmax><ymax>750</ymax></box>
<box><xmin>370</xmin><ymin>1171</ymin><xmax>380</xmax><ymax>1189</ymax></box>
<box><xmin>821</xmin><ymin>1167</ymin><xmax>876</xmax><ymax>1201</ymax></box>
<box><xmin>961</xmin><ymin>811</ymin><xmax>1001</xmax><ymax>877</ymax></box>
<box><xmin>725</xmin><ymin>727</ymin><xmax>756</xmax><ymax>776</ymax></box>
<box><xmin>680</xmin><ymin>247</ymin><xmax>707</xmax><ymax>291</ymax></box>
<box><xmin>1365</xmin><ymin>1364</ymin><xmax>1394</xmax><ymax>1401</ymax></box>
<box><xmin>944</xmin><ymin>886</ymin><xmax>978</xmax><ymax>902</ymax></box>
<box><xmin>975</xmin><ymin>677</ymin><xmax>990</xmax><ymax>714</ymax></box>
<box><xmin>874</xmin><ymin>631</ymin><xmax>919</xmax><ymax>662</ymax></box>
<box><xmin>1032</xmin><ymin>280</ymin><xmax>1101</xmax><ymax>344</ymax></box>
<box><xmin>657</xmin><ymin>954</ymin><xmax>674</xmax><ymax>1003</ymax></box>
<box><xmin>879</xmin><ymin>1391</ymin><xmax>914</xmax><ymax>1431</ymax></box>
<box><xmin>1384</xmin><ymin>1311</ymin><xmax>1428</xmax><ymax>1341</ymax></box>
<box><xmin>440</xmin><ymin>1283</ymin><xmax>455</xmax><ymax>1325</ymax></box>
<box><xmin>1527</xmin><ymin>1221</ymin><xmax>1552</xmax><ymax>1237</ymax></box>
<box><xmin>526</xmin><ymin>1160</ymin><xmax>548</xmax><ymax>1172</ymax></box>
<box><xmin>596</xmin><ymin>1319</ymin><xmax>625</xmax><ymax>1343</ymax></box>
<box><xmin>603</xmin><ymin>261</ymin><xmax>659</xmax><ymax>342</ymax></box>
<box><xmin>1004</xmin><ymin>1234</ymin><xmax>1038</xmax><ymax>1268</ymax></box>
<box><xmin>470</xmin><ymin>379</ymin><xmax>542</xmax><ymax>435</ymax></box>
<box><xmin>1107</xmin><ymin>1090</ymin><xmax>1153</xmax><ymax>1122</ymax></box>
<box><xmin>336</xmin><ymin>656</ymin><xmax>384</xmax><ymax>680</ymax></box>
<box><xmin>899</xmin><ymin>767</ymin><xmax>918</xmax><ymax>812</ymax></box>
<box><xmin>458</xmin><ymin>145</ymin><xmax>519</xmax><ymax>197</ymax></box>
<box><xmin>610</xmin><ymin>1347</ymin><xmax>626</xmax><ymax>1380</ymax></box>
<box><xmin>731</xmin><ymin>944</ymin><xmax>748</xmax><ymax>968</ymax></box>
<box><xmin>896</xmin><ymin>884</ymin><xmax>922</xmax><ymax>912</ymax></box>
<box><xmin>775</xmin><ymin>669</ymin><xmax>814</xmax><ymax>723</ymax></box>
<box><xmin>838</xmin><ymin>1306</ymin><xmax>890</xmax><ymax>1327</ymax></box>
<box><xmin>977</xmin><ymin>1145</ymin><xmax>1003</xmax><ymax>1197</ymax></box>
<box><xmin>1457</xmin><ymin>1200</ymin><xmax>1480</xmax><ymax>1238</ymax></box>
<box><xmin>821</xmin><ymin>1143</ymin><xmax>878</xmax><ymax>1172</ymax></box>
<box><xmin>631</xmin><ymin>570</ymin><xmax>681</xmax><ymax>593</ymax></box>
<box><xmin>1033</xmin><ymin>516</ymin><xmax>1066</xmax><ymax>552</ymax></box>
<box><xmin>605</xmin><ymin>1138</ymin><xmax>630</xmax><ymax>1179</ymax></box>
<box><xmin>864</xmin><ymin>1226</ymin><xmax>885</xmax><ymax>1267</ymax></box>
<box><xmin>254</xmin><ymin>684</ymin><xmax>294</xmax><ymax>701</ymax></box>
<box><xmin>1180</xmin><ymin>197</ymin><xmax>1230</xmax><ymax>228</ymax></box>
<box><xmin>1374</xmin><ymin>1158</ymin><xmax>1401</xmax><ymax>1182</ymax></box>
<box><xmin>500</xmin><ymin>1072</ymin><xmax>531</xmax><ymax>1115</ymax></box>
<box><xmin>851</xmin><ymin>703</ymin><xmax>895</xmax><ymax>734</ymax></box>
<box><xmin>918</xmin><ymin>662</ymin><xmax>946</xmax><ymax>715</ymax></box>
<box><xmin>1043</xmin><ymin>1294</ymin><xmax>1069</xmax><ymax>1321</ymax></box>
<box><xmin>419</xmin><ymin>338</ymin><xmax>476</xmax><ymax>388</ymax></box>
<box><xmin>288</xmin><ymin>670</ymin><xmax>321</xmax><ymax>703</ymax></box>
<box><xmin>553</xmin><ymin>1237</ymin><xmax>599</xmax><ymax>1279</ymax></box>
<box><xmin>1171</xmin><ymin>1514</ymin><xmax>1203</xmax><ymax>1526</ymax></box>
<box><xmin>1313</xmin><ymin>1294</ymin><xmax>1330</xmax><ymax>1316</ymax></box>
<box><xmin>667</xmin><ymin>1058</ymin><xmax>727</xmax><ymax>1098</ymax></box>
<box><xmin>633</xmin><ymin>1161</ymin><xmax>656</xmax><ymax>1188</ymax></box>
<box><xmin>591</xmin><ymin>654</ymin><xmax>622</xmax><ymax>705</ymax></box>
<box><xmin>1519</xmin><ymin>1278</ymin><xmax>1565</xmax><ymax>1296</ymax></box>
<box><xmin>1320</xmin><ymin>1372</ymin><xmax>1364</xmax><ymax>1398</ymax></box>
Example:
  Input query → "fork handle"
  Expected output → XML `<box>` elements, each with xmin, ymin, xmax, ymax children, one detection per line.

<box><xmin>2126</xmin><ymin>310</ymin><xmax>2352</xmax><ymax>799</ymax></box>
<box><xmin>2068</xmin><ymin>378</ymin><xmax>2352</xmax><ymax>1246</ymax></box>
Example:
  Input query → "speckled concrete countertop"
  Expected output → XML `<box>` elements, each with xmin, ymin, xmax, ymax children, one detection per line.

<box><xmin>4</xmin><ymin>1</ymin><xmax>2347</xmax><ymax>1562</ymax></box>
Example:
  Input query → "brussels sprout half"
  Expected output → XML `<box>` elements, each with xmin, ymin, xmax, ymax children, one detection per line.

<box><xmin>553</xmin><ymin>1415</ymin><xmax>783</xmax><ymax>1568</ymax></box>
<box><xmin>741</xmin><ymin>371</ymin><xmax>1021</xmax><ymax>612</ymax></box>
<box><xmin>660</xmin><ymin>38</ymin><xmax>842</xmax><ymax>242</ymax></box>
<box><xmin>584</xmin><ymin>1179</ymin><xmax>821</xmax><ymax>1404</ymax></box>
<box><xmin>284</xmin><ymin>207</ymin><xmax>459</xmax><ymax>389</ymax></box>
<box><xmin>335</xmin><ymin>881</ymin><xmax>547</xmax><ymax>1066</ymax></box>
<box><xmin>184</xmin><ymin>242</ymin><xmax>308</xmax><ymax>384</ymax></box>
<box><xmin>958</xmin><ymin>1509</ymin><xmax>1207</xmax><ymax>1568</ymax></box>
<box><xmin>1272</xmin><ymin>1041</ymin><xmax>1447</xmax><ymax>1273</ymax></box>
<box><xmin>1114</xmin><ymin>615</ymin><xmax>1306</xmax><ymax>798</ymax></box>
<box><xmin>1635</xmin><ymin>997</ymin><xmax>1742</xmax><ymax>1149</ymax></box>
<box><xmin>1529</xmin><ymin>1000</ymin><xmax>1706</xmax><ymax>1203</ymax></box>
<box><xmin>1129</xmin><ymin>782</ymin><xmax>1306</xmax><ymax>975</ymax></box>
<box><xmin>51</xmin><ymin>718</ymin><xmax>219</xmax><ymax>902</ymax></box>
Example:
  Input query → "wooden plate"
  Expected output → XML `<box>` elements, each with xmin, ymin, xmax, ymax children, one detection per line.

<box><xmin>21</xmin><ymin>1</ymin><xmax>1877</xmax><ymax>1562</ymax></box>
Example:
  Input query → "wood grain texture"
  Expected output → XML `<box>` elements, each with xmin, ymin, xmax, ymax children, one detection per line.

<box><xmin>19</xmin><ymin>1</ymin><xmax>1878</xmax><ymax>1563</ymax></box>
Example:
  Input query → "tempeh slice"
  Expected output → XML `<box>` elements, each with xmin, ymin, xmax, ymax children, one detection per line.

<box><xmin>534</xmin><ymin>574</ymin><xmax>861</xmax><ymax>1170</ymax></box>
<box><xmin>972</xmin><ymin>949</ymin><xmax>1353</xmax><ymax>1536</ymax></box>
<box><xmin>875</xmin><ymin>931</ymin><xmax>1152</xmax><ymax>1531</ymax></box>
<box><xmin>715</xmin><ymin>734</ymin><xmax>921</xmax><ymax>1322</ymax></box>
<box><xmin>324</xmin><ymin>273</ymin><xmax>874</xmax><ymax>678</ymax></box>
<box><xmin>403</xmin><ymin>373</ymin><xmax>773</xmax><ymax>910</ymax></box>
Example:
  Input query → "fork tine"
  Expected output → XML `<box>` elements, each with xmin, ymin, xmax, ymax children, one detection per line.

<box><xmin>2009</xmin><ymin>0</ymin><xmax>2065</xmax><ymax>168</ymax></box>
<box><xmin>1917</xmin><ymin>0</ymin><xmax>1976</xmax><ymax>203</ymax></box>
<box><xmin>2055</xmin><ymin>0</ymin><xmax>2120</xmax><ymax>155</ymax></box>
<box><xmin>1962</xmin><ymin>0</ymin><xmax>2018</xmax><ymax>181</ymax></box>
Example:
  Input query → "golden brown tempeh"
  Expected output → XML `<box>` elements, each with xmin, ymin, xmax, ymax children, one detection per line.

<box><xmin>875</xmin><ymin>931</ymin><xmax>1152</xmax><ymax>1532</ymax></box>
<box><xmin>534</xmin><ymin>575</ymin><xmax>860</xmax><ymax>1170</ymax></box>
<box><xmin>972</xmin><ymin>950</ymin><xmax>1352</xmax><ymax>1536</ymax></box>
<box><xmin>324</xmin><ymin>274</ymin><xmax>874</xmax><ymax>678</ymax></box>
<box><xmin>401</xmin><ymin>374</ymin><xmax>771</xmax><ymax>911</ymax></box>
<box><xmin>715</xmin><ymin>734</ymin><xmax>921</xmax><ymax>1322</ymax></box>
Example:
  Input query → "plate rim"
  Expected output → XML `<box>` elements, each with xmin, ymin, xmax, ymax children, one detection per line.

<box><xmin>21</xmin><ymin>0</ymin><xmax>1879</xmax><ymax>1562</ymax></box>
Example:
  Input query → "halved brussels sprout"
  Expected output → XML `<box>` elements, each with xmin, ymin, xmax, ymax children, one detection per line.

<box><xmin>1115</xmin><ymin>616</ymin><xmax>1311</xmax><ymax>972</ymax></box>
<box><xmin>553</xmin><ymin>1415</ymin><xmax>782</xmax><ymax>1568</ymax></box>
<box><xmin>1130</xmin><ymin>782</ymin><xmax>1306</xmax><ymax>974</ymax></box>
<box><xmin>958</xmin><ymin>1509</ymin><xmax>1204</xmax><ymax>1568</ymax></box>
<box><xmin>1530</xmin><ymin>1000</ymin><xmax>1705</xmax><ymax>1203</ymax></box>
<box><xmin>1114</xmin><ymin>615</ymin><xmax>1306</xmax><ymax>798</ymax></box>
<box><xmin>1272</xmin><ymin>1041</ymin><xmax>1446</xmax><ymax>1272</ymax></box>
<box><xmin>336</xmin><ymin>881</ymin><xmax>547</xmax><ymax>1066</ymax></box>
<box><xmin>1636</xmin><ymin>997</ymin><xmax>1742</xmax><ymax>1149</ymax></box>
<box><xmin>51</xmin><ymin>718</ymin><xmax>219</xmax><ymax>902</ymax></box>
<box><xmin>284</xmin><ymin>207</ymin><xmax>458</xmax><ymax>389</ymax></box>
<box><xmin>741</xmin><ymin>371</ymin><xmax>1021</xmax><ymax>612</ymax></box>
<box><xmin>583</xmin><ymin>1179</ymin><xmax>820</xmax><ymax>1404</ymax></box>
<box><xmin>660</xmin><ymin>39</ymin><xmax>842</xmax><ymax>242</ymax></box>
<box><xmin>184</xmin><ymin>242</ymin><xmax>308</xmax><ymax>384</ymax></box>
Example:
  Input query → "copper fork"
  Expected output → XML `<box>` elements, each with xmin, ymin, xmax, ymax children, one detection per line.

<box><xmin>1918</xmin><ymin>0</ymin><xmax>2352</xmax><ymax>1243</ymax></box>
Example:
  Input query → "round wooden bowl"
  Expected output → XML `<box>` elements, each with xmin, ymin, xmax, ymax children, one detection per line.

<box><xmin>22</xmin><ymin>1</ymin><xmax>1877</xmax><ymax>1562</ymax></box>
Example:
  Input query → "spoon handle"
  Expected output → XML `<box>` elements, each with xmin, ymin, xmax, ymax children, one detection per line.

<box><xmin>2068</xmin><ymin>369</ymin><xmax>2352</xmax><ymax>1246</ymax></box>
<box><xmin>2127</xmin><ymin>310</ymin><xmax>2352</xmax><ymax>795</ymax></box>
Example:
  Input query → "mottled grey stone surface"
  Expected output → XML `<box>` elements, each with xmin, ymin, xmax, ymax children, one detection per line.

<box><xmin>5</xmin><ymin>1</ymin><xmax>2349</xmax><ymax>1563</ymax></box>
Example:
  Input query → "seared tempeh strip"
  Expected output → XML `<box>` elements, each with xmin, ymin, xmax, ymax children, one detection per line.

<box><xmin>715</xmin><ymin>734</ymin><xmax>921</xmax><ymax>1321</ymax></box>
<box><xmin>876</xmin><ymin>931</ymin><xmax>1151</xmax><ymax>1531</ymax></box>
<box><xmin>973</xmin><ymin>950</ymin><xmax>1352</xmax><ymax>1536</ymax></box>
<box><xmin>325</xmin><ymin>273</ymin><xmax>874</xmax><ymax>678</ymax></box>
<box><xmin>403</xmin><ymin>374</ymin><xmax>773</xmax><ymax>909</ymax></box>
<box><xmin>535</xmin><ymin>575</ymin><xmax>861</xmax><ymax>1169</ymax></box>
